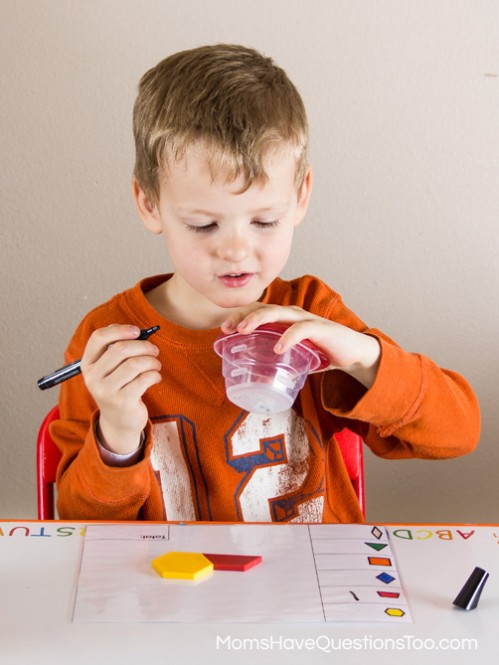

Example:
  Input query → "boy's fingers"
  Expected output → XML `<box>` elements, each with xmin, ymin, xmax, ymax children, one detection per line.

<box><xmin>119</xmin><ymin>369</ymin><xmax>163</xmax><ymax>402</ymax></box>
<box><xmin>82</xmin><ymin>324</ymin><xmax>141</xmax><ymax>365</ymax></box>
<box><xmin>88</xmin><ymin>356</ymin><xmax>162</xmax><ymax>403</ymax></box>
<box><xmin>275</xmin><ymin>320</ymin><xmax>332</xmax><ymax>359</ymax></box>
<box><xmin>221</xmin><ymin>304</ymin><xmax>264</xmax><ymax>332</ymax></box>
<box><xmin>103</xmin><ymin>356</ymin><xmax>162</xmax><ymax>392</ymax></box>
<box><xmin>222</xmin><ymin>304</ymin><xmax>306</xmax><ymax>334</ymax></box>
<box><xmin>273</xmin><ymin>320</ymin><xmax>314</xmax><ymax>350</ymax></box>
<box><xmin>84</xmin><ymin>342</ymin><xmax>160</xmax><ymax>390</ymax></box>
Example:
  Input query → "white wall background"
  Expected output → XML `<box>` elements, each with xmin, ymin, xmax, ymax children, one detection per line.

<box><xmin>1</xmin><ymin>0</ymin><xmax>498</xmax><ymax>522</ymax></box>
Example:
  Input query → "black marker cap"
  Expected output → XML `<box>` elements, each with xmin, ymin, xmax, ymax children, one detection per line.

<box><xmin>453</xmin><ymin>567</ymin><xmax>489</xmax><ymax>610</ymax></box>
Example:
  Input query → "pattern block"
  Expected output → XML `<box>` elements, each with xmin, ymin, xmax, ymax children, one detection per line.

<box><xmin>151</xmin><ymin>551</ymin><xmax>214</xmax><ymax>580</ymax></box>
<box><xmin>202</xmin><ymin>553</ymin><xmax>262</xmax><ymax>571</ymax></box>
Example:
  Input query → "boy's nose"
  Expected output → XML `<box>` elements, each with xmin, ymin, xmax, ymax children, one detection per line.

<box><xmin>216</xmin><ymin>235</ymin><xmax>251</xmax><ymax>262</ymax></box>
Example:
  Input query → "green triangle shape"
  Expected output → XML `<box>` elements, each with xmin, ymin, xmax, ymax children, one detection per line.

<box><xmin>365</xmin><ymin>542</ymin><xmax>388</xmax><ymax>551</ymax></box>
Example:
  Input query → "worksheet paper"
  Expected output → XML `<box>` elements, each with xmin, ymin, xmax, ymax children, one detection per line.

<box><xmin>73</xmin><ymin>523</ymin><xmax>412</xmax><ymax>623</ymax></box>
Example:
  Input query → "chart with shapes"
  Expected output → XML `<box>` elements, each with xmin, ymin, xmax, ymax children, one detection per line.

<box><xmin>73</xmin><ymin>523</ymin><xmax>412</xmax><ymax>623</ymax></box>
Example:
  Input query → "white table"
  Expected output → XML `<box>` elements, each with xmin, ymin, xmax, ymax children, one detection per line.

<box><xmin>1</xmin><ymin>522</ymin><xmax>497</xmax><ymax>664</ymax></box>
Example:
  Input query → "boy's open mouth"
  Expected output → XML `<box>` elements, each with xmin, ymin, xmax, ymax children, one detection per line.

<box><xmin>219</xmin><ymin>273</ymin><xmax>253</xmax><ymax>287</ymax></box>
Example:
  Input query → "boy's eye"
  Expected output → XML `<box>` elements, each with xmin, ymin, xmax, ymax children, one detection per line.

<box><xmin>252</xmin><ymin>220</ymin><xmax>280</xmax><ymax>229</ymax></box>
<box><xmin>187</xmin><ymin>222</ymin><xmax>218</xmax><ymax>233</ymax></box>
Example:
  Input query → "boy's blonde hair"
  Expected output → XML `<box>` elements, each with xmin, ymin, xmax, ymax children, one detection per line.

<box><xmin>133</xmin><ymin>44</ymin><xmax>308</xmax><ymax>203</ymax></box>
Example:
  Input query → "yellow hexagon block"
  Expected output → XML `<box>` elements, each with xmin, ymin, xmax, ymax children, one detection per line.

<box><xmin>152</xmin><ymin>551</ymin><xmax>214</xmax><ymax>580</ymax></box>
<box><xmin>384</xmin><ymin>607</ymin><xmax>405</xmax><ymax>618</ymax></box>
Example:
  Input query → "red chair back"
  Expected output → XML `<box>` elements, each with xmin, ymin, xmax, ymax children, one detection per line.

<box><xmin>335</xmin><ymin>428</ymin><xmax>365</xmax><ymax>515</ymax></box>
<box><xmin>37</xmin><ymin>406</ymin><xmax>62</xmax><ymax>520</ymax></box>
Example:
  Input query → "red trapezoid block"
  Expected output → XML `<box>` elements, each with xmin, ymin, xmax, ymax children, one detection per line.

<box><xmin>202</xmin><ymin>553</ymin><xmax>262</xmax><ymax>571</ymax></box>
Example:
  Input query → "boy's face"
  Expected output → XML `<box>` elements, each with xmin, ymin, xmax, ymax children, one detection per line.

<box><xmin>134</xmin><ymin>143</ymin><xmax>311</xmax><ymax>327</ymax></box>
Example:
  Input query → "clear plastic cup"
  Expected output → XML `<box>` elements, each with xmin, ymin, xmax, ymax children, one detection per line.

<box><xmin>213</xmin><ymin>323</ymin><xmax>329</xmax><ymax>414</ymax></box>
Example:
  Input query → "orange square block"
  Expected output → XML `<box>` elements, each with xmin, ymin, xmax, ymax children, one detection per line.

<box><xmin>152</xmin><ymin>551</ymin><xmax>214</xmax><ymax>580</ymax></box>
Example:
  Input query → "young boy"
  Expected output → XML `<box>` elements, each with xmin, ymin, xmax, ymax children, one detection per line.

<box><xmin>51</xmin><ymin>44</ymin><xmax>480</xmax><ymax>523</ymax></box>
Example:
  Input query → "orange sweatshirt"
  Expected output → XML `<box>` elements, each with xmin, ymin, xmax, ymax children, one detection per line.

<box><xmin>51</xmin><ymin>274</ymin><xmax>480</xmax><ymax>522</ymax></box>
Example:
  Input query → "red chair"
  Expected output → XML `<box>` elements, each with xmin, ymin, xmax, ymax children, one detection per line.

<box><xmin>37</xmin><ymin>408</ymin><xmax>365</xmax><ymax>519</ymax></box>
<box><xmin>335</xmin><ymin>427</ymin><xmax>365</xmax><ymax>515</ymax></box>
<box><xmin>37</xmin><ymin>406</ymin><xmax>62</xmax><ymax>520</ymax></box>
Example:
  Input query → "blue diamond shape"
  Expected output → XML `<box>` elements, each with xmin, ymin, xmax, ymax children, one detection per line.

<box><xmin>377</xmin><ymin>572</ymin><xmax>395</xmax><ymax>584</ymax></box>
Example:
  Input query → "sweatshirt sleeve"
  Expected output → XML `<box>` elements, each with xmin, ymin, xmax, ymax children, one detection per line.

<box><xmin>273</xmin><ymin>275</ymin><xmax>480</xmax><ymax>461</ymax></box>
<box><xmin>320</xmin><ymin>330</ymin><xmax>481</xmax><ymax>460</ymax></box>
<box><xmin>49</xmin><ymin>314</ymin><xmax>164</xmax><ymax>521</ymax></box>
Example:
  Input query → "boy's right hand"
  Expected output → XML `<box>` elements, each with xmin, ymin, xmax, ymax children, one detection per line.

<box><xmin>80</xmin><ymin>324</ymin><xmax>162</xmax><ymax>455</ymax></box>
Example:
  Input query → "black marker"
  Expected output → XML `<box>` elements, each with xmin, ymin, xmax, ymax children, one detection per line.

<box><xmin>37</xmin><ymin>325</ymin><xmax>160</xmax><ymax>390</ymax></box>
<box><xmin>453</xmin><ymin>566</ymin><xmax>489</xmax><ymax>610</ymax></box>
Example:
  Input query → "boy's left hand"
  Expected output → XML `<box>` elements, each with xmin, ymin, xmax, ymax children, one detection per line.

<box><xmin>221</xmin><ymin>304</ymin><xmax>381</xmax><ymax>389</ymax></box>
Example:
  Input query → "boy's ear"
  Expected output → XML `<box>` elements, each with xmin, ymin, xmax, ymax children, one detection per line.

<box><xmin>132</xmin><ymin>178</ymin><xmax>162</xmax><ymax>235</ymax></box>
<box><xmin>294</xmin><ymin>166</ymin><xmax>313</xmax><ymax>227</ymax></box>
